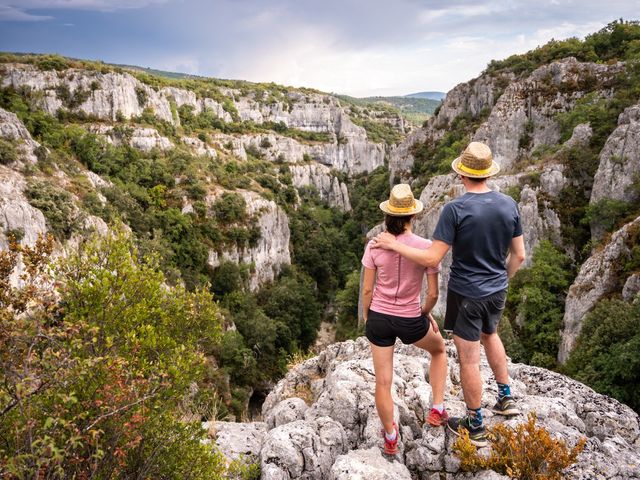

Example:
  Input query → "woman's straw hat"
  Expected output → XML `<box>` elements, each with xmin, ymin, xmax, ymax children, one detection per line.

<box><xmin>379</xmin><ymin>184</ymin><xmax>423</xmax><ymax>216</ymax></box>
<box><xmin>451</xmin><ymin>142</ymin><xmax>500</xmax><ymax>178</ymax></box>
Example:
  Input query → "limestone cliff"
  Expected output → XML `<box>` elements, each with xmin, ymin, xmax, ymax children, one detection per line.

<box><xmin>210</xmin><ymin>338</ymin><xmax>640</xmax><ymax>479</ymax></box>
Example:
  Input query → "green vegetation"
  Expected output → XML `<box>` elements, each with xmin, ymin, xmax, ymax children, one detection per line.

<box><xmin>410</xmin><ymin>109</ymin><xmax>491</xmax><ymax>189</ymax></box>
<box><xmin>25</xmin><ymin>180</ymin><xmax>79</xmax><ymax>239</ymax></box>
<box><xmin>338</xmin><ymin>94</ymin><xmax>441</xmax><ymax>126</ymax></box>
<box><xmin>0</xmin><ymin>232</ymin><xmax>234</xmax><ymax>479</ymax></box>
<box><xmin>0</xmin><ymin>138</ymin><xmax>17</xmax><ymax>165</ymax></box>
<box><xmin>564</xmin><ymin>298</ymin><xmax>640</xmax><ymax>411</ymax></box>
<box><xmin>502</xmin><ymin>241</ymin><xmax>574</xmax><ymax>369</ymax></box>
<box><xmin>485</xmin><ymin>20</ymin><xmax>640</xmax><ymax>76</ymax></box>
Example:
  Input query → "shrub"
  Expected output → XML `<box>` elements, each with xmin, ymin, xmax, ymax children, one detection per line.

<box><xmin>565</xmin><ymin>298</ymin><xmax>640</xmax><ymax>411</ymax></box>
<box><xmin>0</xmin><ymin>138</ymin><xmax>17</xmax><ymax>165</ymax></box>
<box><xmin>25</xmin><ymin>179</ymin><xmax>79</xmax><ymax>239</ymax></box>
<box><xmin>504</xmin><ymin>241</ymin><xmax>573</xmax><ymax>367</ymax></box>
<box><xmin>212</xmin><ymin>192</ymin><xmax>247</xmax><ymax>223</ymax></box>
<box><xmin>454</xmin><ymin>412</ymin><xmax>586</xmax><ymax>479</ymax></box>
<box><xmin>0</xmin><ymin>231</ymin><xmax>227</xmax><ymax>479</ymax></box>
<box><xmin>135</xmin><ymin>86</ymin><xmax>148</xmax><ymax>107</ymax></box>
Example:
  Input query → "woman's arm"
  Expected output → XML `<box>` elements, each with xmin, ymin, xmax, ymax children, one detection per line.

<box><xmin>421</xmin><ymin>272</ymin><xmax>439</xmax><ymax>315</ymax></box>
<box><xmin>362</xmin><ymin>267</ymin><xmax>376</xmax><ymax>322</ymax></box>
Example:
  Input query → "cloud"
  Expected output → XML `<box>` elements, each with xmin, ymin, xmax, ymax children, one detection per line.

<box><xmin>0</xmin><ymin>5</ymin><xmax>52</xmax><ymax>21</ymax></box>
<box><xmin>0</xmin><ymin>0</ymin><xmax>170</xmax><ymax>21</ymax></box>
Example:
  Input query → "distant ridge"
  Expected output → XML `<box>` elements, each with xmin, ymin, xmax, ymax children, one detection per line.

<box><xmin>405</xmin><ymin>91</ymin><xmax>446</xmax><ymax>101</ymax></box>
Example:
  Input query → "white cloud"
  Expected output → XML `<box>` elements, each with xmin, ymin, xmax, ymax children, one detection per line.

<box><xmin>0</xmin><ymin>4</ymin><xmax>52</xmax><ymax>21</ymax></box>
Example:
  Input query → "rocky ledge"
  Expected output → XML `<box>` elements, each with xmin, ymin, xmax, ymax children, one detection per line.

<box><xmin>210</xmin><ymin>338</ymin><xmax>640</xmax><ymax>479</ymax></box>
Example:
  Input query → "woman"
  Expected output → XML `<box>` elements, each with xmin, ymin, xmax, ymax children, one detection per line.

<box><xmin>361</xmin><ymin>184</ymin><xmax>448</xmax><ymax>455</ymax></box>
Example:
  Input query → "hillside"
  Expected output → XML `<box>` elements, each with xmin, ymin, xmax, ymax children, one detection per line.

<box><xmin>1</xmin><ymin>19</ymin><xmax>640</xmax><ymax>479</ymax></box>
<box><xmin>405</xmin><ymin>91</ymin><xmax>447</xmax><ymax>100</ymax></box>
<box><xmin>338</xmin><ymin>93</ymin><xmax>441</xmax><ymax>126</ymax></box>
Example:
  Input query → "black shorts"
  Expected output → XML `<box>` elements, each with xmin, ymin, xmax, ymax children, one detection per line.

<box><xmin>365</xmin><ymin>309</ymin><xmax>429</xmax><ymax>347</ymax></box>
<box><xmin>444</xmin><ymin>289</ymin><xmax>507</xmax><ymax>342</ymax></box>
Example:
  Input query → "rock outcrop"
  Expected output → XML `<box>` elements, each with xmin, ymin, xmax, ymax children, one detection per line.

<box><xmin>591</xmin><ymin>102</ymin><xmax>640</xmax><ymax>205</ymax></box>
<box><xmin>0</xmin><ymin>106</ymin><xmax>42</xmax><ymax>164</ymax></box>
<box><xmin>290</xmin><ymin>163</ymin><xmax>351</xmax><ymax>211</ymax></box>
<box><xmin>207</xmin><ymin>190</ymin><xmax>291</xmax><ymax>291</ymax></box>
<box><xmin>212</xmin><ymin>338</ymin><xmax>640</xmax><ymax>479</ymax></box>
<box><xmin>1</xmin><ymin>64</ymin><xmax>391</xmax><ymax>175</ymax></box>
<box><xmin>558</xmin><ymin>215</ymin><xmax>640</xmax><ymax>363</ymax></box>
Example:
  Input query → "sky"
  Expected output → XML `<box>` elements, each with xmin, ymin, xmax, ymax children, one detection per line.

<box><xmin>0</xmin><ymin>1</ymin><xmax>639</xmax><ymax>97</ymax></box>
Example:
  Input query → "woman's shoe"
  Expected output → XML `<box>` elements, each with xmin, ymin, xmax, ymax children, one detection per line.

<box><xmin>426</xmin><ymin>407</ymin><xmax>449</xmax><ymax>426</ymax></box>
<box><xmin>381</xmin><ymin>422</ymin><xmax>399</xmax><ymax>455</ymax></box>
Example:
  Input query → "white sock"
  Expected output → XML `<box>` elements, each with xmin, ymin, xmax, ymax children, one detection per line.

<box><xmin>432</xmin><ymin>403</ymin><xmax>444</xmax><ymax>414</ymax></box>
<box><xmin>384</xmin><ymin>428</ymin><xmax>397</xmax><ymax>441</ymax></box>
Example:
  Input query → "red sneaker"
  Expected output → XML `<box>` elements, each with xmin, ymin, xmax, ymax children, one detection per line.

<box><xmin>426</xmin><ymin>407</ymin><xmax>449</xmax><ymax>427</ymax></box>
<box><xmin>381</xmin><ymin>422</ymin><xmax>399</xmax><ymax>455</ymax></box>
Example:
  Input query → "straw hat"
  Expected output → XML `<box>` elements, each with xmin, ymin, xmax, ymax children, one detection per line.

<box><xmin>379</xmin><ymin>184</ymin><xmax>423</xmax><ymax>216</ymax></box>
<box><xmin>451</xmin><ymin>142</ymin><xmax>500</xmax><ymax>178</ymax></box>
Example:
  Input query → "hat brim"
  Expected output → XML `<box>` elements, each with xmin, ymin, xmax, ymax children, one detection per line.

<box><xmin>379</xmin><ymin>199</ymin><xmax>424</xmax><ymax>217</ymax></box>
<box><xmin>451</xmin><ymin>156</ymin><xmax>501</xmax><ymax>178</ymax></box>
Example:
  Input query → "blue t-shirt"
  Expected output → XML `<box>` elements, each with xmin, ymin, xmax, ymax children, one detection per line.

<box><xmin>433</xmin><ymin>191</ymin><xmax>522</xmax><ymax>299</ymax></box>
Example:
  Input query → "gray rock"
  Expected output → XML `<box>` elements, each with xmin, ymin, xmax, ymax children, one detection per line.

<box><xmin>591</xmin><ymin>103</ymin><xmax>640</xmax><ymax>207</ymax></box>
<box><xmin>265</xmin><ymin>397</ymin><xmax>309</xmax><ymax>429</ymax></box>
<box><xmin>260</xmin><ymin>417</ymin><xmax>347</xmax><ymax>480</ymax></box>
<box><xmin>209</xmin><ymin>420</ymin><xmax>268</xmax><ymax>461</ymax></box>
<box><xmin>622</xmin><ymin>274</ymin><xmax>640</xmax><ymax>303</ymax></box>
<box><xmin>559</xmin><ymin>215</ymin><xmax>640</xmax><ymax>363</ymax></box>
<box><xmin>0</xmin><ymin>107</ymin><xmax>42</xmax><ymax>164</ymax></box>
<box><xmin>207</xmin><ymin>190</ymin><xmax>290</xmax><ymax>291</ymax></box>
<box><xmin>329</xmin><ymin>447</ymin><xmax>412</xmax><ymax>480</ymax></box>
<box><xmin>290</xmin><ymin>163</ymin><xmax>351</xmax><ymax>211</ymax></box>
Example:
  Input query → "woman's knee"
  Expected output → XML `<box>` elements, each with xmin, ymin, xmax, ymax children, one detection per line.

<box><xmin>376</xmin><ymin>375</ymin><xmax>393</xmax><ymax>390</ymax></box>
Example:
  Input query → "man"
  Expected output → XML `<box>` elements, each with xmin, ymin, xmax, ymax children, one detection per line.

<box><xmin>372</xmin><ymin>141</ymin><xmax>526</xmax><ymax>447</ymax></box>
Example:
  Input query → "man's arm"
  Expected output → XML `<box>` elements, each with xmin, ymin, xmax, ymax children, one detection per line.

<box><xmin>506</xmin><ymin>235</ymin><xmax>526</xmax><ymax>279</ymax></box>
<box><xmin>361</xmin><ymin>267</ymin><xmax>376</xmax><ymax>322</ymax></box>
<box><xmin>371</xmin><ymin>233</ymin><xmax>450</xmax><ymax>268</ymax></box>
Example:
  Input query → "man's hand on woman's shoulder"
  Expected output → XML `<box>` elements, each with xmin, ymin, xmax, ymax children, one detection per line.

<box><xmin>371</xmin><ymin>231</ymin><xmax>397</xmax><ymax>250</ymax></box>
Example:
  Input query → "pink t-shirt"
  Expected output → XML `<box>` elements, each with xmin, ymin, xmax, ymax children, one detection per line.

<box><xmin>361</xmin><ymin>232</ymin><xmax>441</xmax><ymax>318</ymax></box>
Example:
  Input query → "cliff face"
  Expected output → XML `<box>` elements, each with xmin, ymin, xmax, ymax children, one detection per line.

<box><xmin>0</xmin><ymin>62</ymin><xmax>404</xmax><ymax>290</ymax></box>
<box><xmin>1</xmin><ymin>64</ymin><xmax>387</xmax><ymax>175</ymax></box>
<box><xmin>210</xmin><ymin>338</ymin><xmax>640</xmax><ymax>479</ymax></box>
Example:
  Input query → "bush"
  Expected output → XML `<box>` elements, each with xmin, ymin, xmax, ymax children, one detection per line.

<box><xmin>454</xmin><ymin>412</ymin><xmax>586</xmax><ymax>479</ymax></box>
<box><xmin>0</xmin><ymin>138</ymin><xmax>17</xmax><ymax>165</ymax></box>
<box><xmin>0</xmin><ymin>231</ymin><xmax>227</xmax><ymax>479</ymax></box>
<box><xmin>25</xmin><ymin>179</ymin><xmax>79</xmax><ymax>239</ymax></box>
<box><xmin>565</xmin><ymin>298</ymin><xmax>640</xmax><ymax>412</ymax></box>
<box><xmin>212</xmin><ymin>192</ymin><xmax>247</xmax><ymax>223</ymax></box>
<box><xmin>504</xmin><ymin>241</ymin><xmax>573</xmax><ymax>367</ymax></box>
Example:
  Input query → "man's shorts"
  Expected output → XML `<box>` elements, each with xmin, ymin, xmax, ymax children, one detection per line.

<box><xmin>366</xmin><ymin>309</ymin><xmax>429</xmax><ymax>347</ymax></box>
<box><xmin>444</xmin><ymin>289</ymin><xmax>507</xmax><ymax>342</ymax></box>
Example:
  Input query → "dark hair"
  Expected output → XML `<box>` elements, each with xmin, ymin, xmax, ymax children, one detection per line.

<box><xmin>385</xmin><ymin>214</ymin><xmax>413</xmax><ymax>236</ymax></box>
<box><xmin>465</xmin><ymin>176</ymin><xmax>487</xmax><ymax>183</ymax></box>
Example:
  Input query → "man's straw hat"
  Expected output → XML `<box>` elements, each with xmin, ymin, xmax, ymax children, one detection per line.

<box><xmin>451</xmin><ymin>142</ymin><xmax>500</xmax><ymax>178</ymax></box>
<box><xmin>379</xmin><ymin>184</ymin><xmax>423</xmax><ymax>217</ymax></box>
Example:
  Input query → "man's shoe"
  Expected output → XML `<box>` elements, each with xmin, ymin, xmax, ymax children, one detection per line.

<box><xmin>381</xmin><ymin>422</ymin><xmax>399</xmax><ymax>455</ymax></box>
<box><xmin>447</xmin><ymin>416</ymin><xmax>487</xmax><ymax>448</ymax></box>
<box><xmin>492</xmin><ymin>396</ymin><xmax>520</xmax><ymax>416</ymax></box>
<box><xmin>426</xmin><ymin>408</ymin><xmax>449</xmax><ymax>426</ymax></box>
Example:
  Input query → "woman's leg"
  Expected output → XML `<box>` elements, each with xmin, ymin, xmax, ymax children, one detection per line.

<box><xmin>413</xmin><ymin>327</ymin><xmax>447</xmax><ymax>405</ymax></box>
<box><xmin>370</xmin><ymin>342</ymin><xmax>395</xmax><ymax>434</ymax></box>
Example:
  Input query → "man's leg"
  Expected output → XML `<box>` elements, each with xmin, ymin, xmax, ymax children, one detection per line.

<box><xmin>453</xmin><ymin>335</ymin><xmax>482</xmax><ymax>409</ymax></box>
<box><xmin>481</xmin><ymin>331</ymin><xmax>520</xmax><ymax>416</ymax></box>
<box><xmin>480</xmin><ymin>332</ymin><xmax>508</xmax><ymax>384</ymax></box>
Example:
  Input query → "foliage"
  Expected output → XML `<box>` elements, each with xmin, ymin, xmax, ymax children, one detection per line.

<box><xmin>349</xmin><ymin>116</ymin><xmax>404</xmax><ymax>145</ymax></box>
<box><xmin>0</xmin><ymin>138</ymin><xmax>18</xmax><ymax>165</ymax></box>
<box><xmin>564</xmin><ymin>298</ymin><xmax>640</xmax><ymax>412</ymax></box>
<box><xmin>504</xmin><ymin>241</ymin><xmax>573</xmax><ymax>368</ymax></box>
<box><xmin>0</xmin><ymin>231</ymin><xmax>227</xmax><ymax>479</ymax></box>
<box><xmin>25</xmin><ymin>179</ymin><xmax>79</xmax><ymax>239</ymax></box>
<box><xmin>585</xmin><ymin>198</ymin><xmax>636</xmax><ymax>238</ymax></box>
<box><xmin>485</xmin><ymin>20</ymin><xmax>640</xmax><ymax>76</ymax></box>
<box><xmin>335</xmin><ymin>269</ymin><xmax>364</xmax><ymax>341</ymax></box>
<box><xmin>454</xmin><ymin>412</ymin><xmax>586</xmax><ymax>479</ymax></box>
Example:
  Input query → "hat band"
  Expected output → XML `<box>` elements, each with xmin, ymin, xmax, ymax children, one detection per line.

<box><xmin>458</xmin><ymin>162</ymin><xmax>492</xmax><ymax>176</ymax></box>
<box><xmin>387</xmin><ymin>202</ymin><xmax>416</xmax><ymax>213</ymax></box>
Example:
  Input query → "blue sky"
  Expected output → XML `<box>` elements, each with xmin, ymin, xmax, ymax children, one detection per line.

<box><xmin>1</xmin><ymin>1</ymin><xmax>639</xmax><ymax>96</ymax></box>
